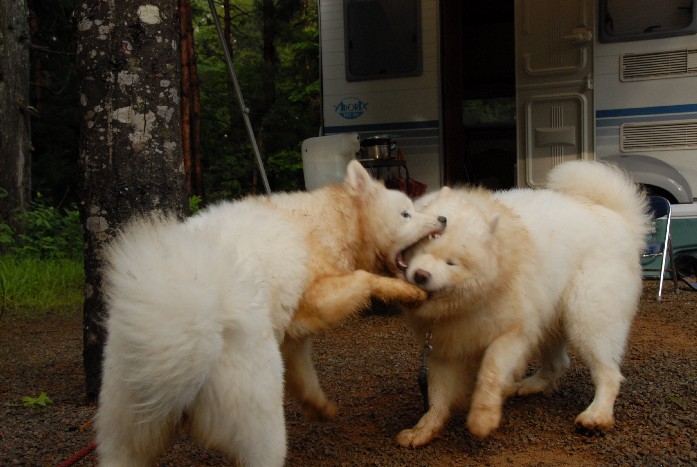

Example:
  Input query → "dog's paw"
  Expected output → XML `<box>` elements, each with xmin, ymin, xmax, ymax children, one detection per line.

<box><xmin>467</xmin><ymin>406</ymin><xmax>501</xmax><ymax>440</ymax></box>
<box><xmin>397</xmin><ymin>283</ymin><xmax>428</xmax><ymax>307</ymax></box>
<box><xmin>302</xmin><ymin>399</ymin><xmax>338</xmax><ymax>421</ymax></box>
<box><xmin>374</xmin><ymin>278</ymin><xmax>427</xmax><ymax>307</ymax></box>
<box><xmin>574</xmin><ymin>408</ymin><xmax>614</xmax><ymax>433</ymax></box>
<box><xmin>515</xmin><ymin>374</ymin><xmax>553</xmax><ymax>397</ymax></box>
<box><xmin>396</xmin><ymin>428</ymin><xmax>435</xmax><ymax>448</ymax></box>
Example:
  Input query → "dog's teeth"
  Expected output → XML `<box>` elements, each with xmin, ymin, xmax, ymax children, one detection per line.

<box><xmin>429</xmin><ymin>233</ymin><xmax>440</xmax><ymax>240</ymax></box>
<box><xmin>396</xmin><ymin>253</ymin><xmax>408</xmax><ymax>271</ymax></box>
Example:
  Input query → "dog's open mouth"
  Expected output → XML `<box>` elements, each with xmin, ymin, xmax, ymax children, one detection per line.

<box><xmin>395</xmin><ymin>232</ymin><xmax>442</xmax><ymax>271</ymax></box>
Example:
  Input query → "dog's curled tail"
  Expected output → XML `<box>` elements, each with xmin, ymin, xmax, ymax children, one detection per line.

<box><xmin>100</xmin><ymin>214</ymin><xmax>226</xmax><ymax>424</ymax></box>
<box><xmin>547</xmin><ymin>160</ymin><xmax>652</xmax><ymax>240</ymax></box>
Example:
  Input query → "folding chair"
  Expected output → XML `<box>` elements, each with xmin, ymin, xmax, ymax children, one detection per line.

<box><xmin>641</xmin><ymin>196</ymin><xmax>679</xmax><ymax>300</ymax></box>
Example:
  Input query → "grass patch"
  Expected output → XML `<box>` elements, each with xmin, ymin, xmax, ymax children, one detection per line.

<box><xmin>0</xmin><ymin>256</ymin><xmax>84</xmax><ymax>317</ymax></box>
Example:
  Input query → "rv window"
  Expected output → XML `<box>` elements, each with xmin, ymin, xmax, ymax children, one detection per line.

<box><xmin>599</xmin><ymin>0</ymin><xmax>697</xmax><ymax>42</ymax></box>
<box><xmin>344</xmin><ymin>0</ymin><xmax>422</xmax><ymax>81</ymax></box>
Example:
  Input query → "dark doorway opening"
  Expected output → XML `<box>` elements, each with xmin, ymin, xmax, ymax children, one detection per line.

<box><xmin>442</xmin><ymin>0</ymin><xmax>516</xmax><ymax>189</ymax></box>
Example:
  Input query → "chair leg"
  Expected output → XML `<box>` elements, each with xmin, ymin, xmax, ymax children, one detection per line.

<box><xmin>658</xmin><ymin>247</ymin><xmax>668</xmax><ymax>301</ymax></box>
<box><xmin>668</xmin><ymin>236</ymin><xmax>679</xmax><ymax>295</ymax></box>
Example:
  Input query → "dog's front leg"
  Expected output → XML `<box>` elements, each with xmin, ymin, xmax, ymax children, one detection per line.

<box><xmin>282</xmin><ymin>336</ymin><xmax>338</xmax><ymax>420</ymax></box>
<box><xmin>289</xmin><ymin>270</ymin><xmax>426</xmax><ymax>338</ymax></box>
<box><xmin>396</xmin><ymin>357</ymin><xmax>459</xmax><ymax>448</ymax></box>
<box><xmin>467</xmin><ymin>332</ymin><xmax>529</xmax><ymax>439</ymax></box>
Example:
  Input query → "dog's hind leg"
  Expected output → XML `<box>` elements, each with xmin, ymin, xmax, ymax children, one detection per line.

<box><xmin>282</xmin><ymin>336</ymin><xmax>338</xmax><ymax>420</ymax></box>
<box><xmin>564</xmin><ymin>266</ymin><xmax>639</xmax><ymax>432</ymax></box>
<box><xmin>573</xmin><ymin>358</ymin><xmax>624</xmax><ymax>432</ymax></box>
<box><xmin>187</xmin><ymin>329</ymin><xmax>287</xmax><ymax>467</ymax></box>
<box><xmin>95</xmin><ymin>372</ymin><xmax>179</xmax><ymax>467</ymax></box>
<box><xmin>565</xmin><ymin>315</ymin><xmax>630</xmax><ymax>432</ymax></box>
<box><xmin>516</xmin><ymin>332</ymin><xmax>570</xmax><ymax>397</ymax></box>
<box><xmin>283</xmin><ymin>271</ymin><xmax>425</xmax><ymax>422</ymax></box>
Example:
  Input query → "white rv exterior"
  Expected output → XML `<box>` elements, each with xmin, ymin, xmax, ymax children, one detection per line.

<box><xmin>319</xmin><ymin>0</ymin><xmax>443</xmax><ymax>191</ymax></box>
<box><xmin>318</xmin><ymin>0</ymin><xmax>697</xmax><ymax>204</ymax></box>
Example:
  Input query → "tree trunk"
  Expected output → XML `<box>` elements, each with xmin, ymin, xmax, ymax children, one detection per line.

<box><xmin>179</xmin><ymin>0</ymin><xmax>204</xmax><ymax>200</ymax></box>
<box><xmin>76</xmin><ymin>0</ymin><xmax>187</xmax><ymax>400</ymax></box>
<box><xmin>0</xmin><ymin>0</ymin><xmax>32</xmax><ymax>225</ymax></box>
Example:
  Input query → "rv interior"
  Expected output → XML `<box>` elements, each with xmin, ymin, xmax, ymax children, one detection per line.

<box><xmin>442</xmin><ymin>0</ymin><xmax>516</xmax><ymax>189</ymax></box>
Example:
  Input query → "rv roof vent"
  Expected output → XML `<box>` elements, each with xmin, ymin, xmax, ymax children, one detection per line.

<box><xmin>621</xmin><ymin>121</ymin><xmax>697</xmax><ymax>151</ymax></box>
<box><xmin>621</xmin><ymin>49</ymin><xmax>697</xmax><ymax>81</ymax></box>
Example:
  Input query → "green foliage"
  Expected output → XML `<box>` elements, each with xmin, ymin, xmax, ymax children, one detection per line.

<box><xmin>15</xmin><ymin>392</ymin><xmax>54</xmax><ymax>409</ymax></box>
<box><xmin>27</xmin><ymin>0</ymin><xmax>322</xmax><ymax>208</ymax></box>
<box><xmin>0</xmin><ymin>256</ymin><xmax>84</xmax><ymax>316</ymax></box>
<box><xmin>0</xmin><ymin>191</ymin><xmax>83</xmax><ymax>317</ymax></box>
<box><xmin>189</xmin><ymin>195</ymin><xmax>204</xmax><ymax>213</ymax></box>
<box><xmin>2</xmin><ymin>194</ymin><xmax>83</xmax><ymax>261</ymax></box>
<box><xmin>266</xmin><ymin>149</ymin><xmax>304</xmax><ymax>192</ymax></box>
<box><xmin>193</xmin><ymin>0</ymin><xmax>320</xmax><ymax>200</ymax></box>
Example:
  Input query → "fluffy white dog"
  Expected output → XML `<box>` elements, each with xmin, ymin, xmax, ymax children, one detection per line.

<box><xmin>95</xmin><ymin>161</ymin><xmax>446</xmax><ymax>466</ymax></box>
<box><xmin>396</xmin><ymin>160</ymin><xmax>651</xmax><ymax>447</ymax></box>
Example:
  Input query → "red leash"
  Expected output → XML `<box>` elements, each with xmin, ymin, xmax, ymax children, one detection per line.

<box><xmin>56</xmin><ymin>440</ymin><xmax>96</xmax><ymax>467</ymax></box>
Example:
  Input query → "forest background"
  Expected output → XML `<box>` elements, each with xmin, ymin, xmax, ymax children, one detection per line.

<box><xmin>20</xmin><ymin>0</ymin><xmax>319</xmax><ymax>214</ymax></box>
<box><xmin>1</xmin><ymin>0</ymin><xmax>321</xmax><ymax>399</ymax></box>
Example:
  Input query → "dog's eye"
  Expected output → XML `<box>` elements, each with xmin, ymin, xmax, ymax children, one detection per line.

<box><xmin>446</xmin><ymin>259</ymin><xmax>456</xmax><ymax>266</ymax></box>
<box><xmin>401</xmin><ymin>211</ymin><xmax>411</xmax><ymax>219</ymax></box>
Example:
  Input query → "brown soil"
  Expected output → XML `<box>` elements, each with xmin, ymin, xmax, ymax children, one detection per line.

<box><xmin>1</xmin><ymin>280</ymin><xmax>696</xmax><ymax>466</ymax></box>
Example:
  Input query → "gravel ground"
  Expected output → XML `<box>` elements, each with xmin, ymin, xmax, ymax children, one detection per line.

<box><xmin>1</xmin><ymin>280</ymin><xmax>695</xmax><ymax>466</ymax></box>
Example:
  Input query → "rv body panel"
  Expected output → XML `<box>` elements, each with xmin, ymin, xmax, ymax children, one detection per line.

<box><xmin>319</xmin><ymin>0</ymin><xmax>443</xmax><ymax>191</ymax></box>
<box><xmin>595</xmin><ymin>34</ymin><xmax>697</xmax><ymax>202</ymax></box>
<box><xmin>514</xmin><ymin>0</ymin><xmax>595</xmax><ymax>187</ymax></box>
<box><xmin>317</xmin><ymin>0</ymin><xmax>697</xmax><ymax>203</ymax></box>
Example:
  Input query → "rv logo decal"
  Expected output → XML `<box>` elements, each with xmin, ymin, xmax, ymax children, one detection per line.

<box><xmin>334</xmin><ymin>97</ymin><xmax>367</xmax><ymax>120</ymax></box>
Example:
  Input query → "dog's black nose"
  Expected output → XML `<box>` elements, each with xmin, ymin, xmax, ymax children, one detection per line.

<box><xmin>438</xmin><ymin>216</ymin><xmax>447</xmax><ymax>225</ymax></box>
<box><xmin>413</xmin><ymin>269</ymin><xmax>431</xmax><ymax>285</ymax></box>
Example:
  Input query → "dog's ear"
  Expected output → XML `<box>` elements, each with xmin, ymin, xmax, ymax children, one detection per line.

<box><xmin>345</xmin><ymin>160</ymin><xmax>378</xmax><ymax>196</ymax></box>
<box><xmin>415</xmin><ymin>186</ymin><xmax>451</xmax><ymax>211</ymax></box>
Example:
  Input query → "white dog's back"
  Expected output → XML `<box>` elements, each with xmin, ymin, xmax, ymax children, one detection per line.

<box><xmin>96</xmin><ymin>203</ymin><xmax>308</xmax><ymax>466</ymax></box>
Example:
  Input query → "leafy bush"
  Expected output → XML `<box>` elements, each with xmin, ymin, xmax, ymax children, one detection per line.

<box><xmin>1</xmin><ymin>193</ymin><xmax>83</xmax><ymax>260</ymax></box>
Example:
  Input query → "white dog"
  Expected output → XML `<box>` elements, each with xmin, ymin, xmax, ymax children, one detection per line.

<box><xmin>95</xmin><ymin>161</ymin><xmax>446</xmax><ymax>466</ymax></box>
<box><xmin>396</xmin><ymin>160</ymin><xmax>651</xmax><ymax>447</ymax></box>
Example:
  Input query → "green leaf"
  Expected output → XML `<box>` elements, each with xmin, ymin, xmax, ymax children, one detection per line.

<box><xmin>21</xmin><ymin>392</ymin><xmax>54</xmax><ymax>408</ymax></box>
<box><xmin>666</xmin><ymin>395</ymin><xmax>686</xmax><ymax>409</ymax></box>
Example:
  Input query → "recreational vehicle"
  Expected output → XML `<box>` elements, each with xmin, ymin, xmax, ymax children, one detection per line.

<box><xmin>311</xmin><ymin>0</ymin><xmax>697</xmax><ymax>263</ymax></box>
<box><xmin>317</xmin><ymin>0</ymin><xmax>697</xmax><ymax>203</ymax></box>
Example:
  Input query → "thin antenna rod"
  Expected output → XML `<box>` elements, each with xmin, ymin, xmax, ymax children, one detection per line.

<box><xmin>206</xmin><ymin>0</ymin><xmax>272</xmax><ymax>194</ymax></box>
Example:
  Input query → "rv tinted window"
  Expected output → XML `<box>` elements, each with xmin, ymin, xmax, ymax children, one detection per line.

<box><xmin>600</xmin><ymin>0</ymin><xmax>697</xmax><ymax>42</ymax></box>
<box><xmin>344</xmin><ymin>0</ymin><xmax>422</xmax><ymax>81</ymax></box>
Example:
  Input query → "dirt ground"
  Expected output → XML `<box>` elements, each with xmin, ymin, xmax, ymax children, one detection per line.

<box><xmin>1</xmin><ymin>280</ymin><xmax>696</xmax><ymax>466</ymax></box>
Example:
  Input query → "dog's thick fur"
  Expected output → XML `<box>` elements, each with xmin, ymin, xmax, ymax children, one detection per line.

<box><xmin>395</xmin><ymin>160</ymin><xmax>651</xmax><ymax>448</ymax></box>
<box><xmin>95</xmin><ymin>161</ymin><xmax>446</xmax><ymax>466</ymax></box>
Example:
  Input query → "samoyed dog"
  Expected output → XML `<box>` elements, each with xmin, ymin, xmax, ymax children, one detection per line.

<box><xmin>95</xmin><ymin>160</ymin><xmax>446</xmax><ymax>466</ymax></box>
<box><xmin>395</xmin><ymin>160</ymin><xmax>651</xmax><ymax>448</ymax></box>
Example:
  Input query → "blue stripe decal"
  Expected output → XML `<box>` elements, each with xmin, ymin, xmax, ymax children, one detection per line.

<box><xmin>596</xmin><ymin>103</ymin><xmax>697</xmax><ymax>119</ymax></box>
<box><xmin>596</xmin><ymin>112</ymin><xmax>697</xmax><ymax>127</ymax></box>
<box><xmin>324</xmin><ymin>120</ymin><xmax>440</xmax><ymax>135</ymax></box>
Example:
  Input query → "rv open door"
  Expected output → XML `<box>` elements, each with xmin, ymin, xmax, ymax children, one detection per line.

<box><xmin>515</xmin><ymin>0</ymin><xmax>595</xmax><ymax>187</ymax></box>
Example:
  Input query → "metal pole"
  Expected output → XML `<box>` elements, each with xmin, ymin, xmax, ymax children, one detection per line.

<box><xmin>206</xmin><ymin>0</ymin><xmax>272</xmax><ymax>194</ymax></box>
